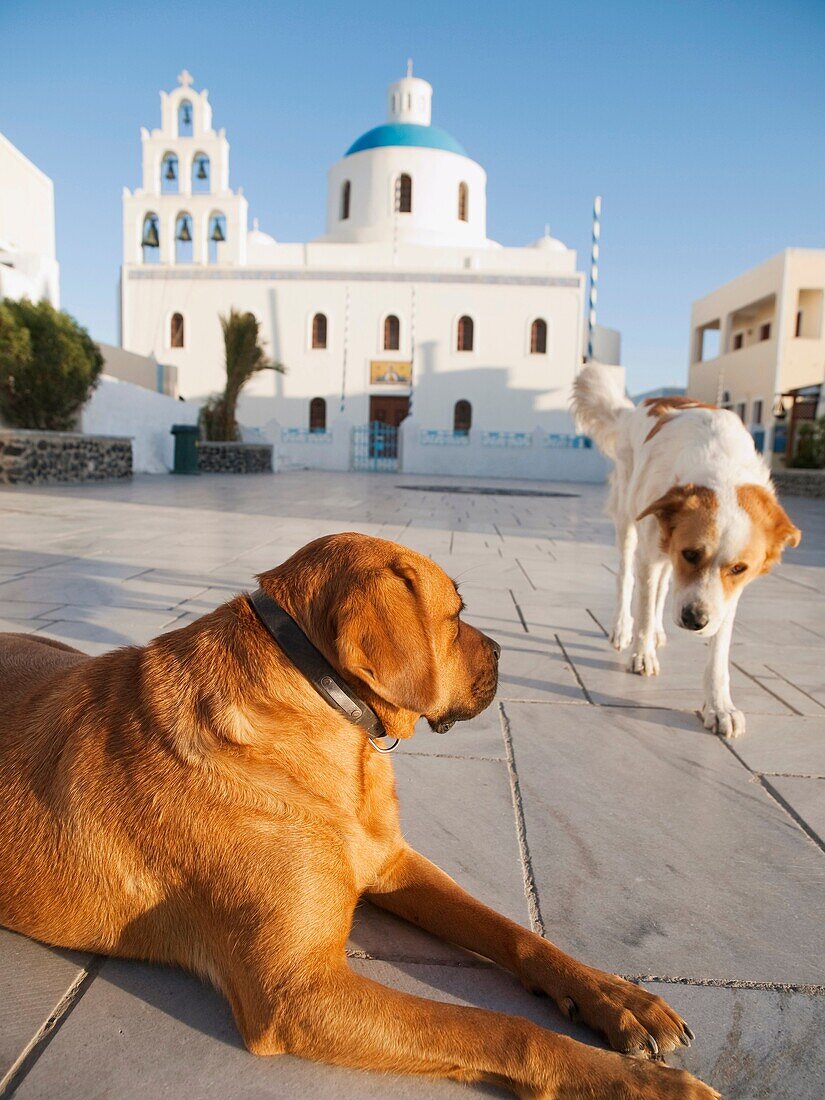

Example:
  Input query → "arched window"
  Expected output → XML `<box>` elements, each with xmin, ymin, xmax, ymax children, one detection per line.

<box><xmin>161</xmin><ymin>153</ymin><xmax>179</xmax><ymax>194</ymax></box>
<box><xmin>383</xmin><ymin>314</ymin><xmax>400</xmax><ymax>351</ymax></box>
<box><xmin>207</xmin><ymin>213</ymin><xmax>226</xmax><ymax>264</ymax></box>
<box><xmin>311</xmin><ymin>313</ymin><xmax>328</xmax><ymax>349</ymax></box>
<box><xmin>454</xmin><ymin>400</ymin><xmax>472</xmax><ymax>434</ymax></box>
<box><xmin>192</xmin><ymin>154</ymin><xmax>210</xmax><ymax>194</ymax></box>
<box><xmin>456</xmin><ymin>315</ymin><xmax>474</xmax><ymax>352</ymax></box>
<box><xmin>458</xmin><ymin>182</ymin><xmax>469</xmax><ymax>222</ymax></box>
<box><xmin>170</xmin><ymin>313</ymin><xmax>185</xmax><ymax>348</ymax></box>
<box><xmin>396</xmin><ymin>173</ymin><xmax>412</xmax><ymax>213</ymax></box>
<box><xmin>309</xmin><ymin>398</ymin><xmax>327</xmax><ymax>433</ymax></box>
<box><xmin>340</xmin><ymin>180</ymin><xmax>351</xmax><ymax>220</ymax></box>
<box><xmin>141</xmin><ymin>213</ymin><xmax>160</xmax><ymax>263</ymax></box>
<box><xmin>530</xmin><ymin>318</ymin><xmax>548</xmax><ymax>355</ymax></box>
<box><xmin>178</xmin><ymin>99</ymin><xmax>193</xmax><ymax>137</ymax></box>
<box><xmin>174</xmin><ymin>213</ymin><xmax>193</xmax><ymax>264</ymax></box>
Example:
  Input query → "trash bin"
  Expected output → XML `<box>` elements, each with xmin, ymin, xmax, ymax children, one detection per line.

<box><xmin>171</xmin><ymin>424</ymin><xmax>200</xmax><ymax>475</ymax></box>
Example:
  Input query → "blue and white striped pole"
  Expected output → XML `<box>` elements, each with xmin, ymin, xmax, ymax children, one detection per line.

<box><xmin>586</xmin><ymin>196</ymin><xmax>601</xmax><ymax>362</ymax></box>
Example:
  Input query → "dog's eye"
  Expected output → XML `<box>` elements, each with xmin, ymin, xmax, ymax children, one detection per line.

<box><xmin>729</xmin><ymin>563</ymin><xmax>748</xmax><ymax>576</ymax></box>
<box><xmin>682</xmin><ymin>549</ymin><xmax>701</xmax><ymax>565</ymax></box>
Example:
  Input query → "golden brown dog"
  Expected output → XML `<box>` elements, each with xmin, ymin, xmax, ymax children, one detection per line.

<box><xmin>0</xmin><ymin>533</ymin><xmax>718</xmax><ymax>1098</ymax></box>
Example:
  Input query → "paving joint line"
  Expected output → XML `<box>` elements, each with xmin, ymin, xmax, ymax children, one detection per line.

<box><xmin>514</xmin><ymin>558</ymin><xmax>537</xmax><ymax>591</ymax></box>
<box><xmin>498</xmin><ymin>702</ymin><xmax>545</xmax><ymax>937</ymax></box>
<box><xmin>508</xmin><ymin>589</ymin><xmax>529</xmax><ymax>633</ymax></box>
<box><xmin>625</xmin><ymin>974</ymin><xmax>825</xmax><ymax>996</ymax></box>
<box><xmin>402</xmin><ymin>750</ymin><xmax>504</xmax><ymax>763</ymax></box>
<box><xmin>717</xmin><ymin>738</ymin><xmax>825</xmax><ymax>857</ymax></box>
<box><xmin>0</xmin><ymin>955</ymin><xmax>104</xmax><ymax>1097</ymax></box>
<box><xmin>553</xmin><ymin>634</ymin><xmax>593</xmax><ymax>705</ymax></box>
<box><xmin>586</xmin><ymin>608</ymin><xmax>609</xmax><ymax>637</ymax></box>
<box><xmin>763</xmin><ymin>664</ymin><xmax>825</xmax><ymax>712</ymax></box>
<box><xmin>730</xmin><ymin>660</ymin><xmax>803</xmax><ymax>716</ymax></box>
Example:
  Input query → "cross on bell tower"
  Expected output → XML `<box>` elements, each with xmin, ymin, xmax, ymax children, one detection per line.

<box><xmin>178</xmin><ymin>69</ymin><xmax>193</xmax><ymax>87</ymax></box>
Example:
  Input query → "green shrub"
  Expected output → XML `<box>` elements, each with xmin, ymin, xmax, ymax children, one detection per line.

<box><xmin>201</xmin><ymin>309</ymin><xmax>284</xmax><ymax>441</ymax></box>
<box><xmin>789</xmin><ymin>417</ymin><xmax>825</xmax><ymax>469</ymax></box>
<box><xmin>0</xmin><ymin>299</ymin><xmax>103</xmax><ymax>431</ymax></box>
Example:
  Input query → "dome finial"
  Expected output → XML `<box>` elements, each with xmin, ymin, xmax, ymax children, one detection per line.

<box><xmin>406</xmin><ymin>58</ymin><xmax>414</xmax><ymax>78</ymax></box>
<box><xmin>178</xmin><ymin>69</ymin><xmax>193</xmax><ymax>87</ymax></box>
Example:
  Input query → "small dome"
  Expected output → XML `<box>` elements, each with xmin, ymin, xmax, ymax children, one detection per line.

<box><xmin>247</xmin><ymin>218</ymin><xmax>276</xmax><ymax>246</ymax></box>
<box><xmin>529</xmin><ymin>232</ymin><xmax>567</xmax><ymax>253</ymax></box>
<box><xmin>346</xmin><ymin>122</ymin><xmax>467</xmax><ymax>158</ymax></box>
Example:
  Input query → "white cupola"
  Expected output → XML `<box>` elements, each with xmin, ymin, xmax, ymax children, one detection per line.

<box><xmin>318</xmin><ymin>68</ymin><xmax>489</xmax><ymax>248</ymax></box>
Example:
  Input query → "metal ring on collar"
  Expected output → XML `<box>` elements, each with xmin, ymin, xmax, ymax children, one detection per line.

<box><xmin>369</xmin><ymin>736</ymin><xmax>400</xmax><ymax>754</ymax></box>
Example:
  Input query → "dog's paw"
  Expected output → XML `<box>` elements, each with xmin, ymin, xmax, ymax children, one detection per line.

<box><xmin>702</xmin><ymin>703</ymin><xmax>746</xmax><ymax>738</ymax></box>
<box><xmin>629</xmin><ymin>649</ymin><xmax>660</xmax><ymax>676</ymax></box>
<box><xmin>654</xmin><ymin>629</ymin><xmax>667</xmax><ymax>649</ymax></box>
<box><xmin>610</xmin><ymin>617</ymin><xmax>633</xmax><ymax>651</ymax></box>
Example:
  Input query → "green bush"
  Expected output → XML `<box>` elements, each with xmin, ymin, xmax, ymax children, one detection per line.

<box><xmin>0</xmin><ymin>299</ymin><xmax>103</xmax><ymax>431</ymax></box>
<box><xmin>789</xmin><ymin>417</ymin><xmax>825</xmax><ymax>469</ymax></box>
<box><xmin>201</xmin><ymin>309</ymin><xmax>284</xmax><ymax>441</ymax></box>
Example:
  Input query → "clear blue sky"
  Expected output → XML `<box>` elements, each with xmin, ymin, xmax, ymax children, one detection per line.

<box><xmin>2</xmin><ymin>0</ymin><xmax>823</xmax><ymax>394</ymax></box>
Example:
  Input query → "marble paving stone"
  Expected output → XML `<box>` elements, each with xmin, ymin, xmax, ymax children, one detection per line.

<box><xmin>9</xmin><ymin>957</ymin><xmax>592</xmax><ymax>1100</ymax></box>
<box><xmin>349</xmin><ymin>753</ymin><xmax>529</xmax><ymax>964</ymax></box>
<box><xmin>0</xmin><ymin>929</ymin><xmax>92</xmax><ymax>1080</ymax></box>
<box><xmin>410</xmin><ymin>707</ymin><xmax>506</xmax><ymax>760</ymax></box>
<box><xmin>0</xmin><ymin>573</ymin><xmax>206</xmax><ymax>612</ymax></box>
<box><xmin>506</xmin><ymin>702</ymin><xmax>825</xmax><ymax>985</ymax></box>
<box><xmin>726</xmin><ymin>714</ymin><xmax>825</xmax><ymax>777</ymax></box>
<box><xmin>0</xmin><ymin>600</ymin><xmax>63</xmax><ymax>620</ymax></box>
<box><xmin>644</xmin><ymin>982</ymin><xmax>825</xmax><ymax>1100</ymax></box>
<box><xmin>558</xmin><ymin>630</ymin><xmax>793</xmax><ymax>714</ymax></box>
<box><xmin>766</xmin><ymin>776</ymin><xmax>825</xmax><ymax>847</ymax></box>
<box><xmin>466</xmin><ymin>615</ymin><xmax>587</xmax><ymax>705</ymax></box>
<box><xmin>0</xmin><ymin>617</ymin><xmax>52</xmax><ymax>636</ymax></box>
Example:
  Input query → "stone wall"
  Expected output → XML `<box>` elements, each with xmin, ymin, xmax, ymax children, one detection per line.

<box><xmin>197</xmin><ymin>442</ymin><xmax>273</xmax><ymax>474</ymax></box>
<box><xmin>773</xmin><ymin>468</ymin><xmax>825</xmax><ymax>498</ymax></box>
<box><xmin>0</xmin><ymin>429</ymin><xmax>132</xmax><ymax>485</ymax></box>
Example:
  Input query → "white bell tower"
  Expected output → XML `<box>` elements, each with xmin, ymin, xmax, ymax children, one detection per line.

<box><xmin>387</xmin><ymin>60</ymin><xmax>432</xmax><ymax>125</ymax></box>
<box><xmin>122</xmin><ymin>71</ymin><xmax>248</xmax><ymax>266</ymax></box>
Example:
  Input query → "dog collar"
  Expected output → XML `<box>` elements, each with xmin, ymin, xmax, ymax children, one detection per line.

<box><xmin>247</xmin><ymin>588</ymin><xmax>398</xmax><ymax>753</ymax></box>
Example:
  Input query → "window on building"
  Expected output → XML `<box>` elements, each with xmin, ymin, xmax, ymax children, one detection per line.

<box><xmin>170</xmin><ymin>313</ymin><xmax>184</xmax><ymax>348</ymax></box>
<box><xmin>458</xmin><ymin>182</ymin><xmax>469</xmax><ymax>222</ymax></box>
<box><xmin>174</xmin><ymin>213</ymin><xmax>193</xmax><ymax>264</ymax></box>
<box><xmin>454</xmin><ymin>400</ymin><xmax>472</xmax><ymax>434</ymax></box>
<box><xmin>796</xmin><ymin>311</ymin><xmax>803</xmax><ymax>338</ymax></box>
<box><xmin>340</xmin><ymin>180</ymin><xmax>351</xmax><ymax>220</ymax></box>
<box><xmin>396</xmin><ymin>173</ymin><xmax>412</xmax><ymax>213</ymax></box>
<box><xmin>309</xmin><ymin>397</ymin><xmax>327</xmax><ymax>433</ymax></box>
<box><xmin>732</xmin><ymin>333</ymin><xmax>743</xmax><ymax>351</ymax></box>
<box><xmin>208</xmin><ymin>213</ymin><xmax>226</xmax><ymax>264</ymax></box>
<box><xmin>752</xmin><ymin>399</ymin><xmax>763</xmax><ymax>425</ymax></box>
<box><xmin>161</xmin><ymin>153</ymin><xmax>179</xmax><ymax>194</ymax></box>
<box><xmin>796</xmin><ymin>289</ymin><xmax>824</xmax><ymax>338</ymax></box>
<box><xmin>141</xmin><ymin>213</ymin><xmax>160</xmax><ymax>263</ymax></box>
<box><xmin>759</xmin><ymin>322</ymin><xmax>771</xmax><ymax>341</ymax></box>
<box><xmin>457</xmin><ymin>315</ymin><xmax>474</xmax><ymax>352</ymax></box>
<box><xmin>695</xmin><ymin>321</ymin><xmax>720</xmax><ymax>361</ymax></box>
<box><xmin>735</xmin><ymin>401</ymin><xmax>747</xmax><ymax>422</ymax></box>
<box><xmin>530</xmin><ymin>318</ymin><xmax>548</xmax><ymax>355</ymax></box>
<box><xmin>192</xmin><ymin>154</ymin><xmax>210</xmax><ymax>194</ymax></box>
<box><xmin>178</xmin><ymin>99</ymin><xmax>193</xmax><ymax>137</ymax></box>
<box><xmin>311</xmin><ymin>313</ymin><xmax>328</xmax><ymax>349</ymax></box>
<box><xmin>722</xmin><ymin>390</ymin><xmax>732</xmax><ymax>409</ymax></box>
<box><xmin>383</xmin><ymin>314</ymin><xmax>400</xmax><ymax>351</ymax></box>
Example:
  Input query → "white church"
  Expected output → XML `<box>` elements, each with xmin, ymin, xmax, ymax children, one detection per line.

<box><xmin>120</xmin><ymin>70</ymin><xmax>620</xmax><ymax>467</ymax></box>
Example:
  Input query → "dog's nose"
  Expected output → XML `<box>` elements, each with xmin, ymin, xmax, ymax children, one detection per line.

<box><xmin>681</xmin><ymin>605</ymin><xmax>709</xmax><ymax>631</ymax></box>
<box><xmin>486</xmin><ymin>636</ymin><xmax>501</xmax><ymax>660</ymax></box>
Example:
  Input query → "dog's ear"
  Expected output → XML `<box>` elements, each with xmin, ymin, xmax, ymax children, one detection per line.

<box><xmin>636</xmin><ymin>484</ymin><xmax>696</xmax><ymax>526</ymax></box>
<box><xmin>334</xmin><ymin>564</ymin><xmax>437</xmax><ymax>717</ymax></box>
<box><xmin>737</xmin><ymin>484</ymin><xmax>801</xmax><ymax>570</ymax></box>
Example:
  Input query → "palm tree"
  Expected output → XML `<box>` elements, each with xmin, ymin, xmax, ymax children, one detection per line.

<box><xmin>201</xmin><ymin>310</ymin><xmax>285</xmax><ymax>441</ymax></box>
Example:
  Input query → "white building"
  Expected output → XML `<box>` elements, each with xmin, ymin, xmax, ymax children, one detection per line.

<box><xmin>121</xmin><ymin>70</ymin><xmax>618</xmax><ymax>460</ymax></box>
<box><xmin>0</xmin><ymin>131</ymin><xmax>60</xmax><ymax>306</ymax></box>
<box><xmin>688</xmin><ymin>249</ymin><xmax>825</xmax><ymax>460</ymax></box>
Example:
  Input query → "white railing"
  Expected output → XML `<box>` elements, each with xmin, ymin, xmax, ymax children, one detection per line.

<box><xmin>281</xmin><ymin>427</ymin><xmax>333</xmax><ymax>444</ymax></box>
<box><xmin>480</xmin><ymin>430</ymin><xmax>532</xmax><ymax>448</ymax></box>
<box><xmin>419</xmin><ymin>429</ymin><xmax>471</xmax><ymax>446</ymax></box>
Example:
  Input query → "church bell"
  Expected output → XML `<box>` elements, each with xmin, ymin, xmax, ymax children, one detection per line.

<box><xmin>165</xmin><ymin>159</ymin><xmax>177</xmax><ymax>181</ymax></box>
<box><xmin>196</xmin><ymin>158</ymin><xmax>208</xmax><ymax>181</ymax></box>
<box><xmin>141</xmin><ymin>218</ymin><xmax>160</xmax><ymax>249</ymax></box>
<box><xmin>176</xmin><ymin>218</ymin><xmax>192</xmax><ymax>243</ymax></box>
<box><xmin>210</xmin><ymin>220</ymin><xmax>225</xmax><ymax>243</ymax></box>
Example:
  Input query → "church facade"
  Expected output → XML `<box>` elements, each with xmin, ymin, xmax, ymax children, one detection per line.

<box><xmin>120</xmin><ymin>71</ymin><xmax>612</xmax><ymax>443</ymax></box>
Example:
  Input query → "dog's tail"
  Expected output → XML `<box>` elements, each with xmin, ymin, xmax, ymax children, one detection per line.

<box><xmin>571</xmin><ymin>363</ymin><xmax>634</xmax><ymax>460</ymax></box>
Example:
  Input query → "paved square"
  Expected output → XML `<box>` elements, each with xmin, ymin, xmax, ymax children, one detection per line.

<box><xmin>1</xmin><ymin>472</ymin><xmax>823</xmax><ymax>1100</ymax></box>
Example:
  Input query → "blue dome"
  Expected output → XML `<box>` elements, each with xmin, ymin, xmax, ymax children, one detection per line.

<box><xmin>345</xmin><ymin>122</ymin><xmax>467</xmax><ymax>158</ymax></box>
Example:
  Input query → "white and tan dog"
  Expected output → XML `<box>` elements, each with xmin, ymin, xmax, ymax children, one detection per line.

<box><xmin>573</xmin><ymin>364</ymin><xmax>801</xmax><ymax>737</ymax></box>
